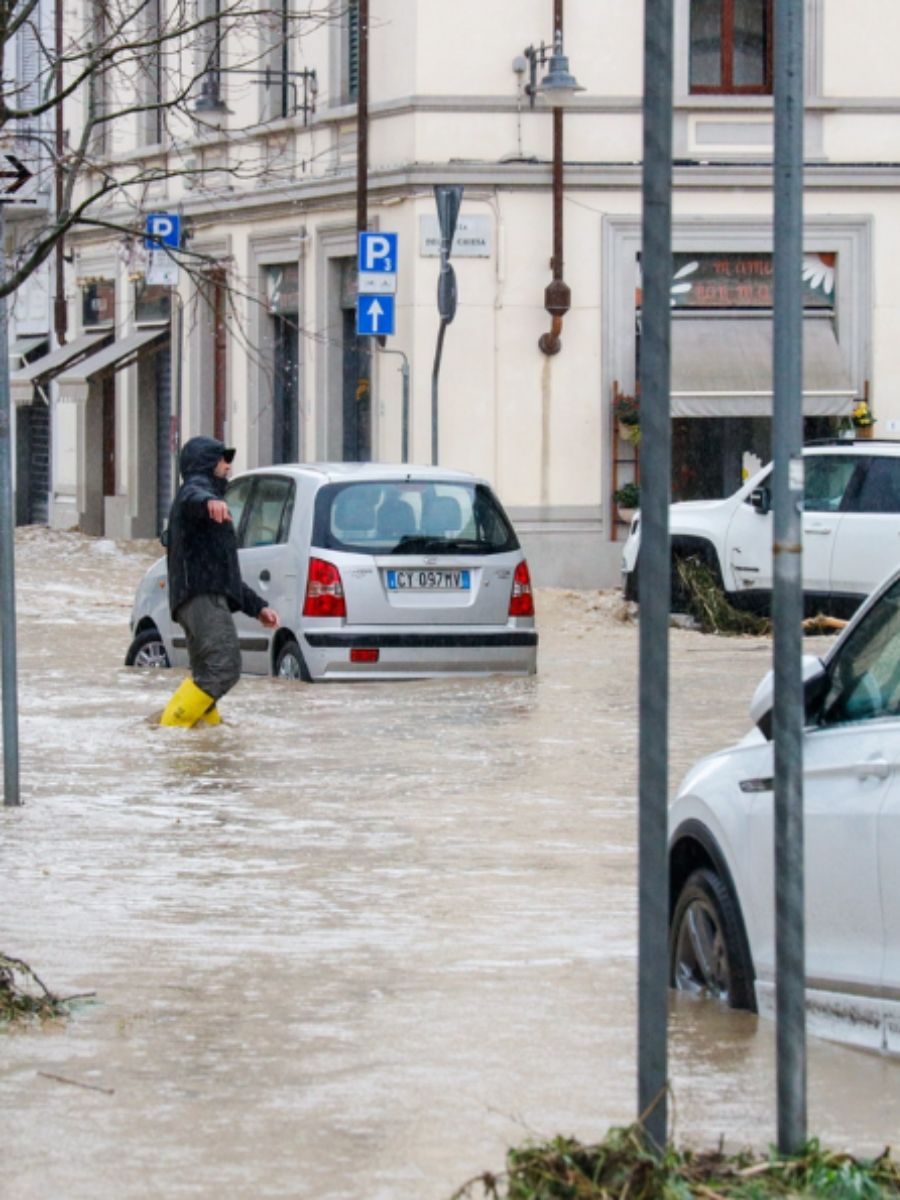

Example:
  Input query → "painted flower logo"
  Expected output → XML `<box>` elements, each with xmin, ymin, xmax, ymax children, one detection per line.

<box><xmin>670</xmin><ymin>259</ymin><xmax>699</xmax><ymax>305</ymax></box>
<box><xmin>802</xmin><ymin>253</ymin><xmax>836</xmax><ymax>297</ymax></box>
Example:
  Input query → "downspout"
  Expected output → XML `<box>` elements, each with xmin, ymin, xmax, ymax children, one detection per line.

<box><xmin>538</xmin><ymin>0</ymin><xmax>570</xmax><ymax>357</ymax></box>
<box><xmin>356</xmin><ymin>0</ymin><xmax>368</xmax><ymax>236</ymax></box>
<box><xmin>54</xmin><ymin>0</ymin><xmax>67</xmax><ymax>345</ymax></box>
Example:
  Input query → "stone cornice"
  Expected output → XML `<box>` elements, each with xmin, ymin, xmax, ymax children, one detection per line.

<box><xmin>65</xmin><ymin>159</ymin><xmax>900</xmax><ymax>245</ymax></box>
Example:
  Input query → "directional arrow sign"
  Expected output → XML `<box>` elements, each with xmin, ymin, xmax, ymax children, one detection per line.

<box><xmin>0</xmin><ymin>154</ymin><xmax>33</xmax><ymax>196</ymax></box>
<box><xmin>356</xmin><ymin>294</ymin><xmax>396</xmax><ymax>336</ymax></box>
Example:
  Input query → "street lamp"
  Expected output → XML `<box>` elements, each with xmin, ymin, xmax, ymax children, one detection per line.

<box><xmin>521</xmin><ymin>31</ymin><xmax>584</xmax><ymax>110</ymax></box>
<box><xmin>517</xmin><ymin>11</ymin><xmax>583</xmax><ymax>354</ymax></box>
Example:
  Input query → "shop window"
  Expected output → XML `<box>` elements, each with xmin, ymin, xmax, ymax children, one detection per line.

<box><xmin>690</xmin><ymin>0</ymin><xmax>773</xmax><ymax>95</ymax></box>
<box><xmin>82</xmin><ymin>279</ymin><xmax>115</xmax><ymax>327</ymax></box>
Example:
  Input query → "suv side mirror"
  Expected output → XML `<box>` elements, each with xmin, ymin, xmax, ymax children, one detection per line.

<box><xmin>749</xmin><ymin>485</ymin><xmax>772</xmax><ymax>515</ymax></box>
<box><xmin>750</xmin><ymin>655</ymin><xmax>828</xmax><ymax>739</ymax></box>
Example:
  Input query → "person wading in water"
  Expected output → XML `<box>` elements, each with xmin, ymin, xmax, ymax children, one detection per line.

<box><xmin>160</xmin><ymin>436</ymin><xmax>279</xmax><ymax>727</ymax></box>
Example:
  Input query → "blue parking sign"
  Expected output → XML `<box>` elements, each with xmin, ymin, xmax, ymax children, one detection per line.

<box><xmin>145</xmin><ymin>212</ymin><xmax>180</xmax><ymax>250</ymax></box>
<box><xmin>358</xmin><ymin>231</ymin><xmax>397</xmax><ymax>273</ymax></box>
<box><xmin>356</xmin><ymin>294</ymin><xmax>396</xmax><ymax>336</ymax></box>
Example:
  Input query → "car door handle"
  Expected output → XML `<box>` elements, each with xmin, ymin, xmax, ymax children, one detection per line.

<box><xmin>259</xmin><ymin>569</ymin><xmax>271</xmax><ymax>582</ymax></box>
<box><xmin>804</xmin><ymin>526</ymin><xmax>832</xmax><ymax>535</ymax></box>
<box><xmin>857</xmin><ymin>757</ymin><xmax>890</xmax><ymax>780</ymax></box>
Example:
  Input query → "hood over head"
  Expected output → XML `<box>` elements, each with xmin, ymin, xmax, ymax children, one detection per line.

<box><xmin>179</xmin><ymin>436</ymin><xmax>235</xmax><ymax>480</ymax></box>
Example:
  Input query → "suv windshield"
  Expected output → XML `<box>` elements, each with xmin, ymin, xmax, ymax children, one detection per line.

<box><xmin>313</xmin><ymin>481</ymin><xmax>519</xmax><ymax>555</ymax></box>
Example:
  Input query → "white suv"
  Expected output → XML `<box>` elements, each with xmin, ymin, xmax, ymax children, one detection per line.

<box><xmin>621</xmin><ymin>440</ymin><xmax>900</xmax><ymax>617</ymax></box>
<box><xmin>669</xmin><ymin>562</ymin><xmax>900</xmax><ymax>1054</ymax></box>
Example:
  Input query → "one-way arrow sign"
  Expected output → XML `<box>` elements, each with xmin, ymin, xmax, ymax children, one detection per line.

<box><xmin>356</xmin><ymin>293</ymin><xmax>396</xmax><ymax>336</ymax></box>
<box><xmin>0</xmin><ymin>154</ymin><xmax>33</xmax><ymax>199</ymax></box>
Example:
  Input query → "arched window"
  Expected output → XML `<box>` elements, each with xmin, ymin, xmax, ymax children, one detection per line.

<box><xmin>689</xmin><ymin>0</ymin><xmax>773</xmax><ymax>94</ymax></box>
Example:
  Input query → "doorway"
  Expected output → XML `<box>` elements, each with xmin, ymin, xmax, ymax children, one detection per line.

<box><xmin>339</xmin><ymin>257</ymin><xmax>371</xmax><ymax>461</ymax></box>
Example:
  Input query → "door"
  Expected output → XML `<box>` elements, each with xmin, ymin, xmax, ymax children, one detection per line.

<box><xmin>102</xmin><ymin>373</ymin><xmax>116</xmax><ymax>500</ymax></box>
<box><xmin>830</xmin><ymin>455</ymin><xmax>900</xmax><ymax>603</ymax></box>
<box><xmin>234</xmin><ymin>474</ymin><xmax>299</xmax><ymax>673</ymax></box>
<box><xmin>272</xmin><ymin>314</ymin><xmax>299</xmax><ymax>463</ymax></box>
<box><xmin>341</xmin><ymin>308</ymin><xmax>371</xmax><ymax>461</ymax></box>
<box><xmin>156</xmin><ymin>346</ymin><xmax>173</xmax><ymax>535</ymax></box>
<box><xmin>799</xmin><ymin>452</ymin><xmax>859</xmax><ymax>598</ymax></box>
<box><xmin>747</xmin><ymin>721</ymin><xmax>887</xmax><ymax>1022</ymax></box>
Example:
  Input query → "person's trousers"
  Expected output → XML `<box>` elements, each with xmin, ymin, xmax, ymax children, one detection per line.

<box><xmin>175</xmin><ymin>593</ymin><xmax>242</xmax><ymax>701</ymax></box>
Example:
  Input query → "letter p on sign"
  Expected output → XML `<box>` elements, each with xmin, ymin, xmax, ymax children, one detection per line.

<box><xmin>145</xmin><ymin>212</ymin><xmax>181</xmax><ymax>250</ymax></box>
<box><xmin>359</xmin><ymin>232</ymin><xmax>397</xmax><ymax>273</ymax></box>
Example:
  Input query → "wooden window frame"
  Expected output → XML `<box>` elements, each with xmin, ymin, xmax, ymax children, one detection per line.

<box><xmin>689</xmin><ymin>0</ymin><xmax>773</xmax><ymax>96</ymax></box>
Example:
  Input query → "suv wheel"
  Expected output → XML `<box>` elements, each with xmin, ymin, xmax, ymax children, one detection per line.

<box><xmin>669</xmin><ymin>867</ymin><xmax>755</xmax><ymax>1010</ymax></box>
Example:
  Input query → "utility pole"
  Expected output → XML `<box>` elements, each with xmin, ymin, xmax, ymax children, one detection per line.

<box><xmin>355</xmin><ymin>0</ymin><xmax>370</xmax><ymax>461</ymax></box>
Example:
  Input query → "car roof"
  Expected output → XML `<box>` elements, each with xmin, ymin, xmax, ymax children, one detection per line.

<box><xmin>234</xmin><ymin>462</ymin><xmax>490</xmax><ymax>486</ymax></box>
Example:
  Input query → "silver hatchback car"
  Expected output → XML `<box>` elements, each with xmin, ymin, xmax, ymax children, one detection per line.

<box><xmin>126</xmin><ymin>463</ymin><xmax>538</xmax><ymax>681</ymax></box>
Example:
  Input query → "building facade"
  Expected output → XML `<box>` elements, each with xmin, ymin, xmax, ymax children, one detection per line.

<box><xmin>8</xmin><ymin>0</ymin><xmax>900</xmax><ymax>586</ymax></box>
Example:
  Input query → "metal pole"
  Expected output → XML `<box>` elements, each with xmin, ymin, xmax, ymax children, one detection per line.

<box><xmin>431</xmin><ymin>321</ymin><xmax>446</xmax><ymax>465</ymax></box>
<box><xmin>0</xmin><ymin>203</ymin><xmax>21</xmax><ymax>806</ymax></box>
<box><xmin>772</xmin><ymin>0</ymin><xmax>807</xmax><ymax>1155</ymax></box>
<box><xmin>637</xmin><ymin>0</ymin><xmax>673</xmax><ymax>1150</ymax></box>
<box><xmin>53</xmin><ymin>0</ymin><xmax>67</xmax><ymax>347</ymax></box>
<box><xmin>376</xmin><ymin>345</ymin><xmax>410</xmax><ymax>463</ymax></box>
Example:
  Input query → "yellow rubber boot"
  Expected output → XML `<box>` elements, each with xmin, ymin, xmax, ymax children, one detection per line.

<box><xmin>160</xmin><ymin>679</ymin><xmax>217</xmax><ymax>728</ymax></box>
<box><xmin>199</xmin><ymin>705</ymin><xmax>222</xmax><ymax>726</ymax></box>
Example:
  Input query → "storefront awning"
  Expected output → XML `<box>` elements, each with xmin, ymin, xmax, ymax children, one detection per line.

<box><xmin>670</xmin><ymin>314</ymin><xmax>857</xmax><ymax>417</ymax></box>
<box><xmin>10</xmin><ymin>330</ymin><xmax>111</xmax><ymax>406</ymax></box>
<box><xmin>56</xmin><ymin>327</ymin><xmax>169</xmax><ymax>404</ymax></box>
<box><xmin>10</xmin><ymin>335</ymin><xmax>49</xmax><ymax>367</ymax></box>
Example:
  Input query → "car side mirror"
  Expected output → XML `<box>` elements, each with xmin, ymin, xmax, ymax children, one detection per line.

<box><xmin>749</xmin><ymin>485</ymin><xmax>772</xmax><ymax>515</ymax></box>
<box><xmin>750</xmin><ymin>654</ymin><xmax>828</xmax><ymax>740</ymax></box>
<box><xmin>160</xmin><ymin>526</ymin><xmax>169</xmax><ymax>548</ymax></box>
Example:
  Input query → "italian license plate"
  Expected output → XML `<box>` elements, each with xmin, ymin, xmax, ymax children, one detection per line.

<box><xmin>386</xmin><ymin>568</ymin><xmax>471</xmax><ymax>591</ymax></box>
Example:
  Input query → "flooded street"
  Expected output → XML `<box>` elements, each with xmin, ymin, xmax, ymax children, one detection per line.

<box><xmin>2</xmin><ymin>528</ymin><xmax>900</xmax><ymax>1199</ymax></box>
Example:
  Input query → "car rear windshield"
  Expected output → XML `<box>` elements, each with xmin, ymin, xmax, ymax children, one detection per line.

<box><xmin>312</xmin><ymin>480</ymin><xmax>520</xmax><ymax>555</ymax></box>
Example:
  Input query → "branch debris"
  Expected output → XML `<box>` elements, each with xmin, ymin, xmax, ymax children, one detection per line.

<box><xmin>0</xmin><ymin>953</ymin><xmax>93</xmax><ymax>1023</ymax></box>
<box><xmin>450</xmin><ymin>1125</ymin><xmax>900</xmax><ymax>1199</ymax></box>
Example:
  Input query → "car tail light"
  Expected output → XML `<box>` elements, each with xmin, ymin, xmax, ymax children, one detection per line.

<box><xmin>350</xmin><ymin>648</ymin><xmax>379</xmax><ymax>663</ymax></box>
<box><xmin>303</xmin><ymin>558</ymin><xmax>346</xmax><ymax>617</ymax></box>
<box><xmin>508</xmin><ymin>560</ymin><xmax>534</xmax><ymax>617</ymax></box>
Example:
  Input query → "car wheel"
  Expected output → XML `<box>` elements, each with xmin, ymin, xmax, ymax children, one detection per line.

<box><xmin>274</xmin><ymin>639</ymin><xmax>311</xmax><ymax>682</ymax></box>
<box><xmin>669</xmin><ymin>867</ymin><xmax>755</xmax><ymax>1011</ymax></box>
<box><xmin>125</xmin><ymin>628</ymin><xmax>171</xmax><ymax>668</ymax></box>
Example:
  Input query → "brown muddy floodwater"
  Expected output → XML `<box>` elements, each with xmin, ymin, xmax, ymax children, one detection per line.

<box><xmin>1</xmin><ymin>528</ymin><xmax>899</xmax><ymax>1199</ymax></box>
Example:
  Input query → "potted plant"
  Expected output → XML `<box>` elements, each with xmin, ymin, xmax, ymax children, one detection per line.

<box><xmin>614</xmin><ymin>393</ymin><xmax>641</xmax><ymax>445</ymax></box>
<box><xmin>851</xmin><ymin>399</ymin><xmax>875</xmax><ymax>439</ymax></box>
<box><xmin>613</xmin><ymin>481</ymin><xmax>640</xmax><ymax>523</ymax></box>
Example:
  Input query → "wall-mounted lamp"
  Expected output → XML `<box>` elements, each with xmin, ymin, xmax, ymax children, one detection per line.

<box><xmin>518</xmin><ymin>4</ymin><xmax>582</xmax><ymax>354</ymax></box>
<box><xmin>520</xmin><ymin>31</ymin><xmax>584</xmax><ymax>110</ymax></box>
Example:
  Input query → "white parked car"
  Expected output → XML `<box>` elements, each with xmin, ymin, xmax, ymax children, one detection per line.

<box><xmin>126</xmin><ymin>463</ymin><xmax>538</xmax><ymax>681</ymax></box>
<box><xmin>622</xmin><ymin>440</ymin><xmax>900</xmax><ymax>617</ymax></box>
<box><xmin>668</xmin><ymin>563</ymin><xmax>900</xmax><ymax>1054</ymax></box>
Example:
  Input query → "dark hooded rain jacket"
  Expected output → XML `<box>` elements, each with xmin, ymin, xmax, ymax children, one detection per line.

<box><xmin>165</xmin><ymin>436</ymin><xmax>266</xmax><ymax>621</ymax></box>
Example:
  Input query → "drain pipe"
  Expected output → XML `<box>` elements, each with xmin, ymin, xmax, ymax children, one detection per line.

<box><xmin>538</xmin><ymin>0</ymin><xmax>570</xmax><ymax>356</ymax></box>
